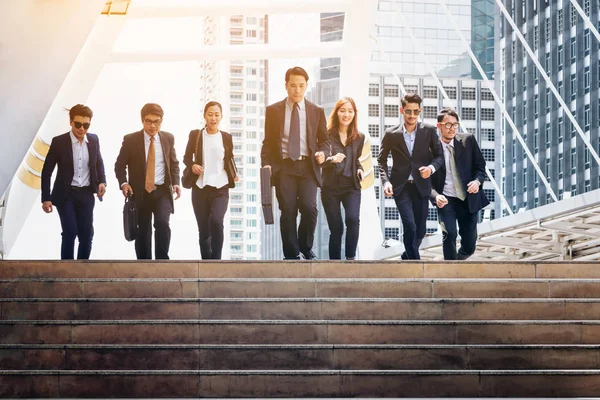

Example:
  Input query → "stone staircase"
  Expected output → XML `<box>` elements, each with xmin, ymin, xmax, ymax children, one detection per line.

<box><xmin>1</xmin><ymin>260</ymin><xmax>600</xmax><ymax>397</ymax></box>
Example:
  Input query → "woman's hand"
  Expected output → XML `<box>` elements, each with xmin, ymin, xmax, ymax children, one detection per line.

<box><xmin>331</xmin><ymin>153</ymin><xmax>346</xmax><ymax>163</ymax></box>
<box><xmin>192</xmin><ymin>164</ymin><xmax>203</xmax><ymax>175</ymax></box>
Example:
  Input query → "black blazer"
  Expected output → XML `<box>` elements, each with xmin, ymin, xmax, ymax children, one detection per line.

<box><xmin>114</xmin><ymin>130</ymin><xmax>180</xmax><ymax>212</ymax></box>
<box><xmin>260</xmin><ymin>98</ymin><xmax>330</xmax><ymax>187</ymax></box>
<box><xmin>322</xmin><ymin>131</ymin><xmax>365</xmax><ymax>190</ymax></box>
<box><xmin>430</xmin><ymin>133</ymin><xmax>490</xmax><ymax>214</ymax></box>
<box><xmin>183</xmin><ymin>129</ymin><xmax>237</xmax><ymax>189</ymax></box>
<box><xmin>377</xmin><ymin>122</ymin><xmax>444</xmax><ymax>198</ymax></box>
<box><xmin>41</xmin><ymin>132</ymin><xmax>106</xmax><ymax>206</ymax></box>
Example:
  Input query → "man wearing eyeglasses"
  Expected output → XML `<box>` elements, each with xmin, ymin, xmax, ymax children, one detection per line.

<box><xmin>431</xmin><ymin>108</ymin><xmax>489</xmax><ymax>260</ymax></box>
<box><xmin>378</xmin><ymin>93</ymin><xmax>444</xmax><ymax>260</ymax></box>
<box><xmin>41</xmin><ymin>104</ymin><xmax>107</xmax><ymax>259</ymax></box>
<box><xmin>115</xmin><ymin>103</ymin><xmax>181</xmax><ymax>259</ymax></box>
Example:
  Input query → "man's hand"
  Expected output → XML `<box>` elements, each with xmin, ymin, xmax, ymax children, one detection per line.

<box><xmin>172</xmin><ymin>185</ymin><xmax>181</xmax><ymax>200</ymax></box>
<box><xmin>357</xmin><ymin>169</ymin><xmax>364</xmax><ymax>181</ymax></box>
<box><xmin>419</xmin><ymin>166</ymin><xmax>433</xmax><ymax>179</ymax></box>
<box><xmin>192</xmin><ymin>164</ymin><xmax>203</xmax><ymax>175</ymax></box>
<box><xmin>97</xmin><ymin>183</ymin><xmax>106</xmax><ymax>198</ymax></box>
<box><xmin>42</xmin><ymin>201</ymin><xmax>53</xmax><ymax>213</ymax></box>
<box><xmin>331</xmin><ymin>153</ymin><xmax>346</xmax><ymax>164</ymax></box>
<box><xmin>467</xmin><ymin>180</ymin><xmax>481</xmax><ymax>194</ymax></box>
<box><xmin>435</xmin><ymin>194</ymin><xmax>448</xmax><ymax>208</ymax></box>
<box><xmin>121</xmin><ymin>184</ymin><xmax>133</xmax><ymax>198</ymax></box>
<box><xmin>314</xmin><ymin>151</ymin><xmax>325</xmax><ymax>164</ymax></box>
<box><xmin>383</xmin><ymin>182</ymin><xmax>393</xmax><ymax>197</ymax></box>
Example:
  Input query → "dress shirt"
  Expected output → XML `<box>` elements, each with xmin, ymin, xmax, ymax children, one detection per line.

<box><xmin>144</xmin><ymin>131</ymin><xmax>166</xmax><ymax>185</ymax></box>
<box><xmin>282</xmin><ymin>97</ymin><xmax>308</xmax><ymax>158</ymax></box>
<box><xmin>70</xmin><ymin>131</ymin><xmax>90</xmax><ymax>187</ymax></box>
<box><xmin>401</xmin><ymin>124</ymin><xmax>436</xmax><ymax>181</ymax></box>
<box><xmin>330</xmin><ymin>131</ymin><xmax>354</xmax><ymax>178</ymax></box>
<box><xmin>441</xmin><ymin>139</ymin><xmax>460</xmax><ymax>198</ymax></box>
<box><xmin>197</xmin><ymin>129</ymin><xmax>229</xmax><ymax>189</ymax></box>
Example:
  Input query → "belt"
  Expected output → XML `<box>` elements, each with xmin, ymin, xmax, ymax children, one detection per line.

<box><xmin>71</xmin><ymin>185</ymin><xmax>91</xmax><ymax>191</ymax></box>
<box><xmin>285</xmin><ymin>156</ymin><xmax>310</xmax><ymax>161</ymax></box>
<box><xmin>407</xmin><ymin>179</ymin><xmax>415</xmax><ymax>184</ymax></box>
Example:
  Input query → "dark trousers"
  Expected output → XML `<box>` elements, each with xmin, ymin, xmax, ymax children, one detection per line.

<box><xmin>192</xmin><ymin>185</ymin><xmax>229</xmax><ymax>260</ymax></box>
<box><xmin>56</xmin><ymin>186</ymin><xmax>95</xmax><ymax>260</ymax></box>
<box><xmin>135</xmin><ymin>185</ymin><xmax>173</xmax><ymax>260</ymax></box>
<box><xmin>438</xmin><ymin>196</ymin><xmax>479</xmax><ymax>260</ymax></box>
<box><xmin>394</xmin><ymin>182</ymin><xmax>428</xmax><ymax>260</ymax></box>
<box><xmin>275</xmin><ymin>158</ymin><xmax>318</xmax><ymax>259</ymax></box>
<box><xmin>321</xmin><ymin>176</ymin><xmax>361</xmax><ymax>260</ymax></box>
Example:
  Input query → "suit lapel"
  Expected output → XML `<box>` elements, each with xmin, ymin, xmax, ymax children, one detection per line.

<box><xmin>137</xmin><ymin>130</ymin><xmax>146</xmax><ymax>171</ymax></box>
<box><xmin>158</xmin><ymin>132</ymin><xmax>169</xmax><ymax>165</ymax></box>
<box><xmin>454</xmin><ymin>135</ymin><xmax>464</xmax><ymax>161</ymax></box>
<box><xmin>63</xmin><ymin>132</ymin><xmax>74</xmax><ymax>172</ymax></box>
<box><xmin>393</xmin><ymin>125</ymin><xmax>410</xmax><ymax>158</ymax></box>
<box><xmin>278</xmin><ymin>100</ymin><xmax>286</xmax><ymax>139</ymax></box>
<box><xmin>305</xmin><ymin>100</ymin><xmax>314</xmax><ymax>152</ymax></box>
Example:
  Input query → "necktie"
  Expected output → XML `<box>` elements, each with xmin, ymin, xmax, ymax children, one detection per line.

<box><xmin>288</xmin><ymin>102</ymin><xmax>300</xmax><ymax>161</ymax></box>
<box><xmin>145</xmin><ymin>136</ymin><xmax>156</xmax><ymax>193</ymax></box>
<box><xmin>448</xmin><ymin>145</ymin><xmax>466</xmax><ymax>201</ymax></box>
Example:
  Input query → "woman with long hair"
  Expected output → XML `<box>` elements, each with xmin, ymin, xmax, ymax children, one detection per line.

<box><xmin>183</xmin><ymin>101</ymin><xmax>238</xmax><ymax>259</ymax></box>
<box><xmin>321</xmin><ymin>97</ymin><xmax>365</xmax><ymax>260</ymax></box>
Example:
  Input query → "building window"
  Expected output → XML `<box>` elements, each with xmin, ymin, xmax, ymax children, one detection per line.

<box><xmin>545</xmin><ymin>124</ymin><xmax>551</xmax><ymax>149</ymax></box>
<box><xmin>570</xmin><ymin>37</ymin><xmax>576</xmax><ymax>62</ymax></box>
<box><xmin>368</xmin><ymin>104</ymin><xmax>379</xmax><ymax>117</ymax></box>
<box><xmin>571</xmin><ymin>148</ymin><xmax>577</xmax><ymax>174</ymax></box>
<box><xmin>481</xmin><ymin>129</ymin><xmax>495</xmax><ymax>141</ymax></box>
<box><xmin>570</xmin><ymin>74</ymin><xmax>577</xmax><ymax>100</ymax></box>
<box><xmin>480</xmin><ymin>88</ymin><xmax>494</xmax><ymax>101</ymax></box>
<box><xmin>246</xmin><ymin>219</ymin><xmax>257</xmax><ymax>228</ymax></box>
<box><xmin>545</xmin><ymin>52</ymin><xmax>551</xmax><ymax>75</ymax></box>
<box><xmin>484</xmin><ymin>189</ymin><xmax>495</xmax><ymax>202</ymax></box>
<box><xmin>584</xmin><ymin>104</ymin><xmax>590</xmax><ymax>131</ymax></box>
<box><xmin>558</xmin><ymin>152</ymin><xmax>563</xmax><ymax>179</ymax></box>
<box><xmin>462</xmin><ymin>87</ymin><xmax>476</xmax><ymax>100</ymax></box>
<box><xmin>247</xmin><ymin>194</ymin><xmax>257</xmax><ymax>202</ymax></box>
<box><xmin>585</xmin><ymin>148</ymin><xmax>591</xmax><ymax>169</ymax></box>
<box><xmin>427</xmin><ymin>208</ymin><xmax>438</xmax><ymax>221</ymax></box>
<box><xmin>584</xmin><ymin>29</ymin><xmax>590</xmax><ymax>56</ymax></box>
<box><xmin>371</xmin><ymin>144</ymin><xmax>380</xmax><ymax>159</ymax></box>
<box><xmin>557</xmin><ymin>45</ymin><xmax>563</xmax><ymax>70</ymax></box>
<box><xmin>368</xmin><ymin>124</ymin><xmax>380</xmax><ymax>137</ymax></box>
<box><xmin>369</xmin><ymin>83</ymin><xmax>379</xmax><ymax>97</ymax></box>
<box><xmin>545</xmin><ymin>17</ymin><xmax>551</xmax><ymax>40</ymax></box>
<box><xmin>384</xmin><ymin>84</ymin><xmax>399</xmax><ymax>98</ymax></box>
<box><xmin>422</xmin><ymin>106</ymin><xmax>437</xmax><ymax>119</ymax></box>
<box><xmin>557</xmin><ymin>8</ymin><xmax>563</xmax><ymax>32</ymax></box>
<box><xmin>570</xmin><ymin>4</ymin><xmax>577</xmax><ymax>28</ymax></box>
<box><xmin>404</xmin><ymin>84</ymin><xmax>418</xmax><ymax>94</ymax></box>
<box><xmin>546</xmin><ymin>88</ymin><xmax>551</xmax><ymax>113</ymax></box>
<box><xmin>482</xmin><ymin>149</ymin><xmax>495</xmax><ymax>162</ymax></box>
<box><xmin>481</xmin><ymin>108</ymin><xmax>495</xmax><ymax>121</ymax></box>
<box><xmin>384</xmin><ymin>104</ymin><xmax>398</xmax><ymax>118</ymax></box>
<box><xmin>385</xmin><ymin>207</ymin><xmax>399</xmax><ymax>220</ymax></box>
<box><xmin>423</xmin><ymin>86</ymin><xmax>437</xmax><ymax>99</ymax></box>
<box><xmin>545</xmin><ymin>158</ymin><xmax>551</xmax><ymax>177</ymax></box>
<box><xmin>584</xmin><ymin>0</ymin><xmax>590</xmax><ymax>15</ymax></box>
<box><xmin>584</xmin><ymin>67</ymin><xmax>590</xmax><ymax>94</ymax></box>
<box><xmin>443</xmin><ymin>86</ymin><xmax>457</xmax><ymax>99</ymax></box>
<box><xmin>534</xmin><ymin>24</ymin><xmax>539</xmax><ymax>50</ymax></box>
<box><xmin>384</xmin><ymin>227</ymin><xmax>399</xmax><ymax>240</ymax></box>
<box><xmin>534</xmin><ymin>95</ymin><xmax>539</xmax><ymax>118</ymax></box>
<box><xmin>463</xmin><ymin>107</ymin><xmax>476</xmax><ymax>120</ymax></box>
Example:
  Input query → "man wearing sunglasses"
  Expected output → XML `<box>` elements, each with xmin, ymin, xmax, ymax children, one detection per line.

<box><xmin>378</xmin><ymin>93</ymin><xmax>444</xmax><ymax>260</ymax></box>
<box><xmin>431</xmin><ymin>108</ymin><xmax>489</xmax><ymax>260</ymax></box>
<box><xmin>115</xmin><ymin>103</ymin><xmax>181</xmax><ymax>259</ymax></box>
<box><xmin>41</xmin><ymin>104</ymin><xmax>107</xmax><ymax>259</ymax></box>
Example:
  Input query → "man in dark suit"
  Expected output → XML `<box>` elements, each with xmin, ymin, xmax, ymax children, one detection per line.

<box><xmin>261</xmin><ymin>66</ymin><xmax>330</xmax><ymax>260</ymax></box>
<box><xmin>41</xmin><ymin>104</ymin><xmax>106</xmax><ymax>260</ymax></box>
<box><xmin>115</xmin><ymin>103</ymin><xmax>181</xmax><ymax>260</ymax></box>
<box><xmin>431</xmin><ymin>108</ymin><xmax>490</xmax><ymax>260</ymax></box>
<box><xmin>378</xmin><ymin>93</ymin><xmax>444</xmax><ymax>260</ymax></box>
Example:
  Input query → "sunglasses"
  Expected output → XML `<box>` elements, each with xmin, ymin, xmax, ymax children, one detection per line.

<box><xmin>442</xmin><ymin>123</ymin><xmax>460</xmax><ymax>129</ymax></box>
<box><xmin>403</xmin><ymin>109</ymin><xmax>421</xmax><ymax>116</ymax></box>
<box><xmin>144</xmin><ymin>118</ymin><xmax>162</xmax><ymax>126</ymax></box>
<box><xmin>73</xmin><ymin>122</ymin><xmax>90</xmax><ymax>130</ymax></box>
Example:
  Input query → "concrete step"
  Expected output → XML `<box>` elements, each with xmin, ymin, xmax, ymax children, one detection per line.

<box><xmin>2</xmin><ymin>260</ymin><xmax>599</xmax><ymax>279</ymax></box>
<box><xmin>4</xmin><ymin>298</ymin><xmax>600</xmax><ymax>320</ymax></box>
<box><xmin>1</xmin><ymin>344</ymin><xmax>599</xmax><ymax>370</ymax></box>
<box><xmin>3</xmin><ymin>278</ymin><xmax>600</xmax><ymax>299</ymax></box>
<box><xmin>2</xmin><ymin>369</ymin><xmax>600</xmax><ymax>397</ymax></box>
<box><xmin>1</xmin><ymin>319</ymin><xmax>599</xmax><ymax>345</ymax></box>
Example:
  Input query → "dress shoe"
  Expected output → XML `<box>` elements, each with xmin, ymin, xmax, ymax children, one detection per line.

<box><xmin>302</xmin><ymin>251</ymin><xmax>318</xmax><ymax>260</ymax></box>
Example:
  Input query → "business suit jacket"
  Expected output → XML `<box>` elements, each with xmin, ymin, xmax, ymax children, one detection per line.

<box><xmin>377</xmin><ymin>122</ymin><xmax>444</xmax><ymax>198</ymax></box>
<box><xmin>322</xmin><ymin>131</ymin><xmax>365</xmax><ymax>190</ymax></box>
<box><xmin>260</xmin><ymin>98</ymin><xmax>330</xmax><ymax>187</ymax></box>
<box><xmin>431</xmin><ymin>133</ymin><xmax>490</xmax><ymax>214</ymax></box>
<box><xmin>183</xmin><ymin>129</ymin><xmax>237</xmax><ymax>189</ymax></box>
<box><xmin>114</xmin><ymin>130</ymin><xmax>181</xmax><ymax>212</ymax></box>
<box><xmin>41</xmin><ymin>132</ymin><xmax>106</xmax><ymax>206</ymax></box>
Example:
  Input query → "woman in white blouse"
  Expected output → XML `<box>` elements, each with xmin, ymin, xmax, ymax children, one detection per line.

<box><xmin>183</xmin><ymin>101</ymin><xmax>238</xmax><ymax>259</ymax></box>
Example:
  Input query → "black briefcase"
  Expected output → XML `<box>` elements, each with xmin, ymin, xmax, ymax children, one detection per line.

<box><xmin>260</xmin><ymin>166</ymin><xmax>274</xmax><ymax>225</ymax></box>
<box><xmin>123</xmin><ymin>194</ymin><xmax>138</xmax><ymax>242</ymax></box>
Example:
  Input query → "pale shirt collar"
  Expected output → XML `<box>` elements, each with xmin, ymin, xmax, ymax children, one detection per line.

<box><xmin>69</xmin><ymin>131</ymin><xmax>89</xmax><ymax>144</ymax></box>
<box><xmin>442</xmin><ymin>138</ymin><xmax>455</xmax><ymax>148</ymax></box>
<box><xmin>143</xmin><ymin>131</ymin><xmax>160</xmax><ymax>142</ymax></box>
<box><xmin>401</xmin><ymin>122</ymin><xmax>417</xmax><ymax>135</ymax></box>
<box><xmin>286</xmin><ymin>97</ymin><xmax>305</xmax><ymax>110</ymax></box>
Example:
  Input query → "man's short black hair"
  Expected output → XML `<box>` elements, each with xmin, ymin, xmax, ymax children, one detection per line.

<box><xmin>141</xmin><ymin>103</ymin><xmax>164</xmax><ymax>119</ymax></box>
<box><xmin>69</xmin><ymin>104</ymin><xmax>93</xmax><ymax>120</ymax></box>
<box><xmin>285</xmin><ymin>66</ymin><xmax>309</xmax><ymax>83</ymax></box>
<box><xmin>437</xmin><ymin>107</ymin><xmax>460</xmax><ymax>123</ymax></box>
<box><xmin>401</xmin><ymin>93</ymin><xmax>422</xmax><ymax>107</ymax></box>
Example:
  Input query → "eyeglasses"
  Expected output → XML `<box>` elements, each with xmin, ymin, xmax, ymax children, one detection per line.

<box><xmin>144</xmin><ymin>118</ymin><xmax>162</xmax><ymax>126</ymax></box>
<box><xmin>403</xmin><ymin>109</ymin><xmax>421</xmax><ymax>116</ymax></box>
<box><xmin>442</xmin><ymin>123</ymin><xmax>460</xmax><ymax>130</ymax></box>
<box><xmin>73</xmin><ymin>122</ymin><xmax>90</xmax><ymax>130</ymax></box>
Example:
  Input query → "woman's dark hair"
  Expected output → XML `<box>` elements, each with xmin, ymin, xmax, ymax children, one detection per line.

<box><xmin>68</xmin><ymin>104</ymin><xmax>93</xmax><ymax>120</ymax></box>
<box><xmin>327</xmin><ymin>97</ymin><xmax>359</xmax><ymax>144</ymax></box>
<box><xmin>204</xmin><ymin>101</ymin><xmax>223</xmax><ymax>115</ymax></box>
<box><xmin>140</xmin><ymin>103</ymin><xmax>164</xmax><ymax>119</ymax></box>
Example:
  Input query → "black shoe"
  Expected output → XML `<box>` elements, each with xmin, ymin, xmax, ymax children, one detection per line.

<box><xmin>302</xmin><ymin>251</ymin><xmax>318</xmax><ymax>260</ymax></box>
<box><xmin>400</xmin><ymin>252</ymin><xmax>408</xmax><ymax>260</ymax></box>
<box><xmin>284</xmin><ymin>255</ymin><xmax>301</xmax><ymax>260</ymax></box>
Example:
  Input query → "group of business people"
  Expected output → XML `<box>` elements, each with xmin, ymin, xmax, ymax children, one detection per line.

<box><xmin>40</xmin><ymin>66</ymin><xmax>488</xmax><ymax>262</ymax></box>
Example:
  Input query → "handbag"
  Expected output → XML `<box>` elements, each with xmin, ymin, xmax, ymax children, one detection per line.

<box><xmin>260</xmin><ymin>166</ymin><xmax>274</xmax><ymax>224</ymax></box>
<box><xmin>182</xmin><ymin>130</ymin><xmax>201</xmax><ymax>189</ymax></box>
<box><xmin>123</xmin><ymin>193</ymin><xmax>138</xmax><ymax>242</ymax></box>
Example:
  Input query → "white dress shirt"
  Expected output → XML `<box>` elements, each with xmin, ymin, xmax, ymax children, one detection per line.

<box><xmin>282</xmin><ymin>97</ymin><xmax>308</xmax><ymax>158</ymax></box>
<box><xmin>144</xmin><ymin>131</ymin><xmax>166</xmax><ymax>185</ymax></box>
<box><xmin>441</xmin><ymin>139</ymin><xmax>460</xmax><ymax>198</ymax></box>
<box><xmin>70</xmin><ymin>131</ymin><xmax>90</xmax><ymax>187</ymax></box>
<box><xmin>196</xmin><ymin>129</ymin><xmax>229</xmax><ymax>189</ymax></box>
